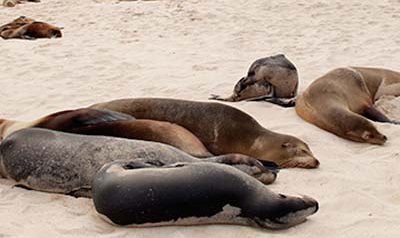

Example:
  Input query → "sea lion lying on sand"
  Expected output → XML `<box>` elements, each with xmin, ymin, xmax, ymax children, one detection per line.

<box><xmin>210</xmin><ymin>54</ymin><xmax>298</xmax><ymax>107</ymax></box>
<box><xmin>2</xmin><ymin>0</ymin><xmax>40</xmax><ymax>7</ymax></box>
<box><xmin>0</xmin><ymin>16</ymin><xmax>62</xmax><ymax>40</ymax></box>
<box><xmin>93</xmin><ymin>161</ymin><xmax>318</xmax><ymax>229</ymax></box>
<box><xmin>296</xmin><ymin>67</ymin><xmax>400</xmax><ymax>144</ymax></box>
<box><xmin>90</xmin><ymin>98</ymin><xmax>319</xmax><ymax>168</ymax></box>
<box><xmin>0</xmin><ymin>128</ymin><xmax>278</xmax><ymax>197</ymax></box>
<box><xmin>0</xmin><ymin>108</ymin><xmax>212</xmax><ymax>157</ymax></box>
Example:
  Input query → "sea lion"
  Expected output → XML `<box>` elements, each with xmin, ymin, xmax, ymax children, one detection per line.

<box><xmin>2</xmin><ymin>0</ymin><xmax>40</xmax><ymax>7</ymax></box>
<box><xmin>296</xmin><ymin>67</ymin><xmax>400</xmax><ymax>144</ymax></box>
<box><xmin>0</xmin><ymin>128</ymin><xmax>278</xmax><ymax>197</ymax></box>
<box><xmin>0</xmin><ymin>108</ymin><xmax>212</xmax><ymax>157</ymax></box>
<box><xmin>0</xmin><ymin>16</ymin><xmax>62</xmax><ymax>40</ymax></box>
<box><xmin>93</xmin><ymin>161</ymin><xmax>318</xmax><ymax>229</ymax></box>
<box><xmin>210</xmin><ymin>54</ymin><xmax>298</xmax><ymax>107</ymax></box>
<box><xmin>90</xmin><ymin>98</ymin><xmax>319</xmax><ymax>168</ymax></box>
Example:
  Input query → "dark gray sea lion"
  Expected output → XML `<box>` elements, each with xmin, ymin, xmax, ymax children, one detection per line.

<box><xmin>0</xmin><ymin>128</ymin><xmax>278</xmax><ymax>197</ymax></box>
<box><xmin>210</xmin><ymin>54</ymin><xmax>298</xmax><ymax>107</ymax></box>
<box><xmin>90</xmin><ymin>98</ymin><xmax>319</xmax><ymax>168</ymax></box>
<box><xmin>0</xmin><ymin>108</ymin><xmax>212</xmax><ymax>157</ymax></box>
<box><xmin>296</xmin><ymin>67</ymin><xmax>400</xmax><ymax>144</ymax></box>
<box><xmin>93</xmin><ymin>161</ymin><xmax>318</xmax><ymax>229</ymax></box>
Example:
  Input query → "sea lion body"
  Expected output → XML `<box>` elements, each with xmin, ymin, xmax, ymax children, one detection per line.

<box><xmin>93</xmin><ymin>161</ymin><xmax>318</xmax><ymax>229</ymax></box>
<box><xmin>210</xmin><ymin>54</ymin><xmax>298</xmax><ymax>107</ymax></box>
<box><xmin>0</xmin><ymin>108</ymin><xmax>212</xmax><ymax>157</ymax></box>
<box><xmin>0</xmin><ymin>16</ymin><xmax>61</xmax><ymax>40</ymax></box>
<box><xmin>0</xmin><ymin>128</ymin><xmax>278</xmax><ymax>197</ymax></box>
<box><xmin>296</xmin><ymin>67</ymin><xmax>400</xmax><ymax>144</ymax></box>
<box><xmin>90</xmin><ymin>98</ymin><xmax>319</xmax><ymax>168</ymax></box>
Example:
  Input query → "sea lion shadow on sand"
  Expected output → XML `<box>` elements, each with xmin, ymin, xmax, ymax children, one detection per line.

<box><xmin>210</xmin><ymin>54</ymin><xmax>298</xmax><ymax>108</ymax></box>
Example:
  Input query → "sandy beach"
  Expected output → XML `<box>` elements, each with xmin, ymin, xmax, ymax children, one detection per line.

<box><xmin>1</xmin><ymin>0</ymin><xmax>400</xmax><ymax>237</ymax></box>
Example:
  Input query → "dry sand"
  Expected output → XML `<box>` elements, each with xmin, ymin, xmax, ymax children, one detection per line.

<box><xmin>1</xmin><ymin>0</ymin><xmax>400</xmax><ymax>237</ymax></box>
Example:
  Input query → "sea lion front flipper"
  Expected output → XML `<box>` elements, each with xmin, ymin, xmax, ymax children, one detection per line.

<box><xmin>247</xmin><ymin>96</ymin><xmax>296</xmax><ymax>107</ymax></box>
<box><xmin>362</xmin><ymin>106</ymin><xmax>395</xmax><ymax>124</ymax></box>
<box><xmin>209</xmin><ymin>94</ymin><xmax>236</xmax><ymax>102</ymax></box>
<box><xmin>66</xmin><ymin>187</ymin><xmax>92</xmax><ymax>198</ymax></box>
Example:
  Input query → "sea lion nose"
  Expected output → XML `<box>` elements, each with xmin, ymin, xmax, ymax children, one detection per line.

<box><xmin>382</xmin><ymin>135</ymin><xmax>387</xmax><ymax>141</ymax></box>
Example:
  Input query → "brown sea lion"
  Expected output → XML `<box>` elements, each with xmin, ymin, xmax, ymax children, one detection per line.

<box><xmin>210</xmin><ymin>54</ymin><xmax>298</xmax><ymax>107</ymax></box>
<box><xmin>0</xmin><ymin>16</ymin><xmax>62</xmax><ymax>40</ymax></box>
<box><xmin>90</xmin><ymin>98</ymin><xmax>319</xmax><ymax>168</ymax></box>
<box><xmin>296</xmin><ymin>67</ymin><xmax>400</xmax><ymax>144</ymax></box>
<box><xmin>0</xmin><ymin>108</ymin><xmax>212</xmax><ymax>157</ymax></box>
<box><xmin>2</xmin><ymin>0</ymin><xmax>40</xmax><ymax>7</ymax></box>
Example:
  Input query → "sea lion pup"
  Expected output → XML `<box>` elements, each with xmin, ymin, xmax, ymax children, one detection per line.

<box><xmin>0</xmin><ymin>128</ymin><xmax>278</xmax><ymax>197</ymax></box>
<box><xmin>0</xmin><ymin>16</ymin><xmax>62</xmax><ymax>40</ymax></box>
<box><xmin>90</xmin><ymin>98</ymin><xmax>319</xmax><ymax>168</ymax></box>
<box><xmin>0</xmin><ymin>108</ymin><xmax>212</xmax><ymax>157</ymax></box>
<box><xmin>296</xmin><ymin>67</ymin><xmax>400</xmax><ymax>144</ymax></box>
<box><xmin>93</xmin><ymin>161</ymin><xmax>318</xmax><ymax>229</ymax></box>
<box><xmin>2</xmin><ymin>0</ymin><xmax>40</xmax><ymax>7</ymax></box>
<box><xmin>210</xmin><ymin>54</ymin><xmax>298</xmax><ymax>107</ymax></box>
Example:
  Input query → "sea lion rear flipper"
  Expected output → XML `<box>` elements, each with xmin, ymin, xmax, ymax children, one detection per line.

<box><xmin>247</xmin><ymin>96</ymin><xmax>296</xmax><ymax>107</ymax></box>
<box><xmin>362</xmin><ymin>106</ymin><xmax>398</xmax><ymax>124</ymax></box>
<box><xmin>66</xmin><ymin>187</ymin><xmax>92</xmax><ymax>198</ymax></box>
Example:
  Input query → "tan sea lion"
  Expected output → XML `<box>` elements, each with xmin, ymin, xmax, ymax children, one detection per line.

<box><xmin>0</xmin><ymin>16</ymin><xmax>62</xmax><ymax>40</ymax></box>
<box><xmin>90</xmin><ymin>98</ymin><xmax>319</xmax><ymax>168</ymax></box>
<box><xmin>296</xmin><ymin>67</ymin><xmax>400</xmax><ymax>144</ymax></box>
<box><xmin>0</xmin><ymin>108</ymin><xmax>212</xmax><ymax>157</ymax></box>
<box><xmin>210</xmin><ymin>54</ymin><xmax>298</xmax><ymax>107</ymax></box>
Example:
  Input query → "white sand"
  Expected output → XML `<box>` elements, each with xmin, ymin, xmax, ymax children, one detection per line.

<box><xmin>1</xmin><ymin>0</ymin><xmax>400</xmax><ymax>237</ymax></box>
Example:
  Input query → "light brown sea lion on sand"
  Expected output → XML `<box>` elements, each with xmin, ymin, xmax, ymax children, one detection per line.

<box><xmin>0</xmin><ymin>16</ymin><xmax>62</xmax><ymax>40</ymax></box>
<box><xmin>296</xmin><ymin>67</ymin><xmax>400</xmax><ymax>144</ymax></box>
<box><xmin>210</xmin><ymin>54</ymin><xmax>298</xmax><ymax>107</ymax></box>
<box><xmin>0</xmin><ymin>108</ymin><xmax>212</xmax><ymax>157</ymax></box>
<box><xmin>90</xmin><ymin>98</ymin><xmax>319</xmax><ymax>168</ymax></box>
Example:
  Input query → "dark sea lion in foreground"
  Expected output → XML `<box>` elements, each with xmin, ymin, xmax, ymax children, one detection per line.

<box><xmin>0</xmin><ymin>108</ymin><xmax>212</xmax><ymax>157</ymax></box>
<box><xmin>93</xmin><ymin>161</ymin><xmax>318</xmax><ymax>229</ymax></box>
<box><xmin>90</xmin><ymin>98</ymin><xmax>319</xmax><ymax>168</ymax></box>
<box><xmin>210</xmin><ymin>54</ymin><xmax>298</xmax><ymax>107</ymax></box>
<box><xmin>0</xmin><ymin>128</ymin><xmax>278</xmax><ymax>197</ymax></box>
<box><xmin>296</xmin><ymin>67</ymin><xmax>400</xmax><ymax>144</ymax></box>
<box><xmin>0</xmin><ymin>16</ymin><xmax>62</xmax><ymax>40</ymax></box>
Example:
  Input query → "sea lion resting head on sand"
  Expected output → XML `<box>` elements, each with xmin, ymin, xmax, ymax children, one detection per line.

<box><xmin>296</xmin><ymin>67</ymin><xmax>400</xmax><ymax>144</ymax></box>
<box><xmin>90</xmin><ymin>98</ymin><xmax>319</xmax><ymax>168</ymax></box>
<box><xmin>93</xmin><ymin>161</ymin><xmax>318</xmax><ymax>229</ymax></box>
<box><xmin>0</xmin><ymin>16</ymin><xmax>62</xmax><ymax>40</ymax></box>
<box><xmin>210</xmin><ymin>54</ymin><xmax>298</xmax><ymax>107</ymax></box>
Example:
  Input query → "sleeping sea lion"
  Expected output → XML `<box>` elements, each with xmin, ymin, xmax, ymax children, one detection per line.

<box><xmin>90</xmin><ymin>98</ymin><xmax>319</xmax><ymax>168</ymax></box>
<box><xmin>0</xmin><ymin>16</ymin><xmax>62</xmax><ymax>40</ymax></box>
<box><xmin>210</xmin><ymin>54</ymin><xmax>298</xmax><ymax>107</ymax></box>
<box><xmin>93</xmin><ymin>161</ymin><xmax>318</xmax><ymax>229</ymax></box>
<box><xmin>296</xmin><ymin>67</ymin><xmax>400</xmax><ymax>144</ymax></box>
<box><xmin>0</xmin><ymin>108</ymin><xmax>212</xmax><ymax>157</ymax></box>
<box><xmin>0</xmin><ymin>128</ymin><xmax>278</xmax><ymax>197</ymax></box>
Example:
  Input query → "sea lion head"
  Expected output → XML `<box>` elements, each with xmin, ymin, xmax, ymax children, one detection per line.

<box><xmin>255</xmin><ymin>134</ymin><xmax>319</xmax><ymax>169</ymax></box>
<box><xmin>255</xmin><ymin>194</ymin><xmax>318</xmax><ymax>229</ymax></box>
<box><xmin>230</xmin><ymin>77</ymin><xmax>274</xmax><ymax>101</ymax></box>
<box><xmin>345</xmin><ymin>120</ymin><xmax>387</xmax><ymax>145</ymax></box>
